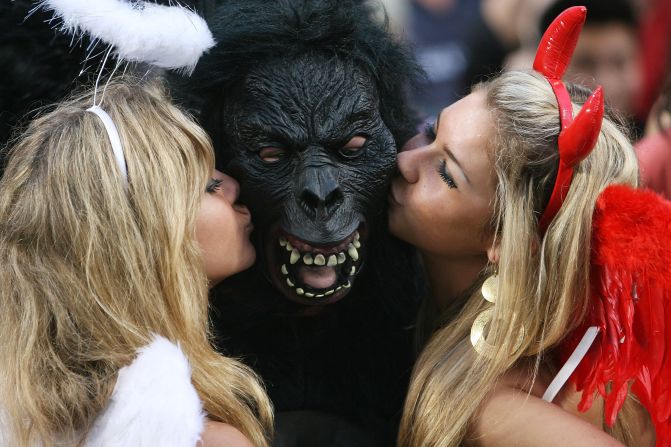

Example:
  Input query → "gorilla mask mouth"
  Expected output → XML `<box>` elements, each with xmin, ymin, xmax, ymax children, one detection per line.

<box><xmin>270</xmin><ymin>223</ymin><xmax>366</xmax><ymax>305</ymax></box>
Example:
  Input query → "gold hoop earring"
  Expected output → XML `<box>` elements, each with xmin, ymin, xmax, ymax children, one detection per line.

<box><xmin>470</xmin><ymin>273</ymin><xmax>525</xmax><ymax>358</ymax></box>
<box><xmin>481</xmin><ymin>274</ymin><xmax>498</xmax><ymax>303</ymax></box>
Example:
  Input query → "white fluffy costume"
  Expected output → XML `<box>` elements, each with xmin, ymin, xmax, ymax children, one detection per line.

<box><xmin>0</xmin><ymin>337</ymin><xmax>206</xmax><ymax>446</ymax></box>
<box><xmin>86</xmin><ymin>336</ymin><xmax>206</xmax><ymax>446</ymax></box>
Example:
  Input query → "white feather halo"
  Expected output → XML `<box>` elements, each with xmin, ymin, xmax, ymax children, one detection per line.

<box><xmin>38</xmin><ymin>0</ymin><xmax>215</xmax><ymax>74</ymax></box>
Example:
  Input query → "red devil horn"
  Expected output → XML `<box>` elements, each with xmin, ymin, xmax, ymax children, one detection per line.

<box><xmin>558</xmin><ymin>86</ymin><xmax>604</xmax><ymax>166</ymax></box>
<box><xmin>533</xmin><ymin>6</ymin><xmax>587</xmax><ymax>80</ymax></box>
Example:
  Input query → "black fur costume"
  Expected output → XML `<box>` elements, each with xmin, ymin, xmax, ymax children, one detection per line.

<box><xmin>0</xmin><ymin>0</ymin><xmax>99</xmax><ymax>170</ymax></box>
<box><xmin>184</xmin><ymin>1</ymin><xmax>424</xmax><ymax>445</ymax></box>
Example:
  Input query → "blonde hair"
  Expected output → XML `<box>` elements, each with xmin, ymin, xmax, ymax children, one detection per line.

<box><xmin>0</xmin><ymin>79</ymin><xmax>273</xmax><ymax>446</ymax></box>
<box><xmin>399</xmin><ymin>71</ymin><xmax>640</xmax><ymax>446</ymax></box>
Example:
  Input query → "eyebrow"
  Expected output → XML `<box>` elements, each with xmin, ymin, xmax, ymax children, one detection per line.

<box><xmin>434</xmin><ymin>109</ymin><xmax>471</xmax><ymax>184</ymax></box>
<box><xmin>443</xmin><ymin>144</ymin><xmax>471</xmax><ymax>184</ymax></box>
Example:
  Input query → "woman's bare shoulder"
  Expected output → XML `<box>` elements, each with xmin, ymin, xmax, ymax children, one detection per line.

<box><xmin>465</xmin><ymin>366</ymin><xmax>624</xmax><ymax>447</ymax></box>
<box><xmin>199</xmin><ymin>421</ymin><xmax>254</xmax><ymax>447</ymax></box>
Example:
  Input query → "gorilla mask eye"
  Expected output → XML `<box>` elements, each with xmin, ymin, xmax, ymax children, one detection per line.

<box><xmin>338</xmin><ymin>136</ymin><xmax>367</xmax><ymax>159</ymax></box>
<box><xmin>259</xmin><ymin>146</ymin><xmax>286</xmax><ymax>163</ymax></box>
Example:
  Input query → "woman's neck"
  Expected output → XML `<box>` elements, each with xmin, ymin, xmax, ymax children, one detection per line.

<box><xmin>421</xmin><ymin>251</ymin><xmax>488</xmax><ymax>312</ymax></box>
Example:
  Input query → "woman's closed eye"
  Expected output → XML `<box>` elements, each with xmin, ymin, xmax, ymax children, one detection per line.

<box><xmin>438</xmin><ymin>159</ymin><xmax>458</xmax><ymax>189</ymax></box>
<box><xmin>206</xmin><ymin>178</ymin><xmax>223</xmax><ymax>193</ymax></box>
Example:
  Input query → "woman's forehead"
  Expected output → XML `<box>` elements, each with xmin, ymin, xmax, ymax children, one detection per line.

<box><xmin>440</xmin><ymin>92</ymin><xmax>494</xmax><ymax>172</ymax></box>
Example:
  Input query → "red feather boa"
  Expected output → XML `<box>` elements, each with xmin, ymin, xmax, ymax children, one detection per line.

<box><xmin>560</xmin><ymin>185</ymin><xmax>671</xmax><ymax>445</ymax></box>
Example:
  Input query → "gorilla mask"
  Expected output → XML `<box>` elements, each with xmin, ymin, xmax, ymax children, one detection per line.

<box><xmin>220</xmin><ymin>55</ymin><xmax>396</xmax><ymax>304</ymax></box>
<box><xmin>189</xmin><ymin>0</ymin><xmax>420</xmax><ymax>305</ymax></box>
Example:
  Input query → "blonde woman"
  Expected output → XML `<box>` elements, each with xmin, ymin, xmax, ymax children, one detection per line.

<box><xmin>0</xmin><ymin>79</ymin><xmax>273</xmax><ymax>446</ymax></box>
<box><xmin>389</xmin><ymin>7</ymin><xmax>666</xmax><ymax>446</ymax></box>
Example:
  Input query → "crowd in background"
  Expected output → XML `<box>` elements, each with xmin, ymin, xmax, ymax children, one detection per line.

<box><xmin>379</xmin><ymin>0</ymin><xmax>671</xmax><ymax>197</ymax></box>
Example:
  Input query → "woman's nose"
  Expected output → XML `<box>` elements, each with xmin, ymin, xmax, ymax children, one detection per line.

<box><xmin>397</xmin><ymin>144</ymin><xmax>429</xmax><ymax>184</ymax></box>
<box><xmin>219</xmin><ymin>172</ymin><xmax>240</xmax><ymax>203</ymax></box>
<box><xmin>400</xmin><ymin>133</ymin><xmax>426</xmax><ymax>153</ymax></box>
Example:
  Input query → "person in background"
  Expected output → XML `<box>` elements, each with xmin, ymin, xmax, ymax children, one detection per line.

<box><xmin>632</xmin><ymin>0</ymin><xmax>671</xmax><ymax>127</ymax></box>
<box><xmin>636</xmin><ymin>63</ymin><xmax>671</xmax><ymax>198</ymax></box>
<box><xmin>402</xmin><ymin>0</ymin><xmax>534</xmax><ymax>118</ymax></box>
<box><xmin>540</xmin><ymin>0</ymin><xmax>643</xmax><ymax>134</ymax></box>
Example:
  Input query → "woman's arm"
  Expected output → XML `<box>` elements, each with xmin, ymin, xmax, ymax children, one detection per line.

<box><xmin>466</xmin><ymin>384</ymin><xmax>624</xmax><ymax>447</ymax></box>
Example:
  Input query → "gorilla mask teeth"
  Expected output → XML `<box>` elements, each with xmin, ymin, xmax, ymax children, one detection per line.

<box><xmin>347</xmin><ymin>244</ymin><xmax>359</xmax><ymax>261</ymax></box>
<box><xmin>290</xmin><ymin>249</ymin><xmax>300</xmax><ymax>264</ymax></box>
<box><xmin>276</xmin><ymin>228</ymin><xmax>364</xmax><ymax>300</ymax></box>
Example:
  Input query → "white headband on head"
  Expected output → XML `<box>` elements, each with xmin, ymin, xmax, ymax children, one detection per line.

<box><xmin>86</xmin><ymin>105</ymin><xmax>128</xmax><ymax>188</ymax></box>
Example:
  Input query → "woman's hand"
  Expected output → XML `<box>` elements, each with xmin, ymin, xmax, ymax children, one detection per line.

<box><xmin>199</xmin><ymin>421</ymin><xmax>255</xmax><ymax>447</ymax></box>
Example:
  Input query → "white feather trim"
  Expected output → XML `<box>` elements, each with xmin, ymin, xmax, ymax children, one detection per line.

<box><xmin>86</xmin><ymin>336</ymin><xmax>205</xmax><ymax>447</ymax></box>
<box><xmin>38</xmin><ymin>0</ymin><xmax>215</xmax><ymax>74</ymax></box>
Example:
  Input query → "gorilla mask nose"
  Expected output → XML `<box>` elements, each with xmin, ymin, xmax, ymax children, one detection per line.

<box><xmin>298</xmin><ymin>166</ymin><xmax>344</xmax><ymax>218</ymax></box>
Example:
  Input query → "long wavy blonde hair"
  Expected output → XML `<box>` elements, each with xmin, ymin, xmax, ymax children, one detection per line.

<box><xmin>398</xmin><ymin>71</ymin><xmax>641</xmax><ymax>446</ymax></box>
<box><xmin>0</xmin><ymin>79</ymin><xmax>273</xmax><ymax>446</ymax></box>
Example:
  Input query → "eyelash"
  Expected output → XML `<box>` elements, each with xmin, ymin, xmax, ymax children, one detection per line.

<box><xmin>206</xmin><ymin>178</ymin><xmax>223</xmax><ymax>193</ymax></box>
<box><xmin>438</xmin><ymin>159</ymin><xmax>457</xmax><ymax>189</ymax></box>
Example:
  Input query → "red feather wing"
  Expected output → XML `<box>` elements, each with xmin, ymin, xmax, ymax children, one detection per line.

<box><xmin>559</xmin><ymin>185</ymin><xmax>671</xmax><ymax>445</ymax></box>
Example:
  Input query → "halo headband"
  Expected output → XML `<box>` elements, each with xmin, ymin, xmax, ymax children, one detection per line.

<box><xmin>35</xmin><ymin>0</ymin><xmax>216</xmax><ymax>191</ymax></box>
<box><xmin>532</xmin><ymin>6</ymin><xmax>605</xmax><ymax>233</ymax></box>
<box><xmin>86</xmin><ymin>105</ymin><xmax>128</xmax><ymax>188</ymax></box>
<box><xmin>37</xmin><ymin>0</ymin><xmax>215</xmax><ymax>75</ymax></box>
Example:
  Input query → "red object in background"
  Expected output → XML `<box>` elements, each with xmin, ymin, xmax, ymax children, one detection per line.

<box><xmin>637</xmin><ymin>0</ymin><xmax>671</xmax><ymax>121</ymax></box>
<box><xmin>636</xmin><ymin>130</ymin><xmax>671</xmax><ymax>199</ymax></box>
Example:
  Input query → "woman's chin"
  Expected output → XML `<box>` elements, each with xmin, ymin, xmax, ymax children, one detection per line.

<box><xmin>387</xmin><ymin>213</ymin><xmax>406</xmax><ymax>241</ymax></box>
<box><xmin>206</xmin><ymin>248</ymin><xmax>256</xmax><ymax>287</ymax></box>
<box><xmin>242</xmin><ymin>244</ymin><xmax>257</xmax><ymax>269</ymax></box>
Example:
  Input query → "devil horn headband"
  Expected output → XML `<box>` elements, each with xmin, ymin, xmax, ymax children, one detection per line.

<box><xmin>533</xmin><ymin>6</ymin><xmax>605</xmax><ymax>233</ymax></box>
